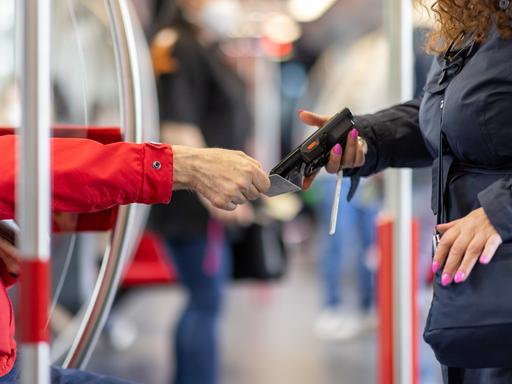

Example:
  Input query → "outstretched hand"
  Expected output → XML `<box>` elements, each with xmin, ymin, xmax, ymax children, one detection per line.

<box><xmin>172</xmin><ymin>146</ymin><xmax>271</xmax><ymax>211</ymax></box>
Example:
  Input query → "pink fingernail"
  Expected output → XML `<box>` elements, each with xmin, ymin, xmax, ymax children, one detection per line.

<box><xmin>454</xmin><ymin>271</ymin><xmax>465</xmax><ymax>283</ymax></box>
<box><xmin>333</xmin><ymin>143</ymin><xmax>342</xmax><ymax>155</ymax></box>
<box><xmin>480</xmin><ymin>255</ymin><xmax>491</xmax><ymax>264</ymax></box>
<box><xmin>350</xmin><ymin>128</ymin><xmax>358</xmax><ymax>139</ymax></box>
<box><xmin>441</xmin><ymin>273</ymin><xmax>452</xmax><ymax>286</ymax></box>
<box><xmin>431</xmin><ymin>261</ymin><xmax>440</xmax><ymax>273</ymax></box>
<box><xmin>297</xmin><ymin>109</ymin><xmax>304</xmax><ymax>116</ymax></box>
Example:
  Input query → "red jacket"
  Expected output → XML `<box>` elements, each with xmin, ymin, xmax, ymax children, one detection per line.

<box><xmin>0</xmin><ymin>135</ymin><xmax>174</xmax><ymax>377</ymax></box>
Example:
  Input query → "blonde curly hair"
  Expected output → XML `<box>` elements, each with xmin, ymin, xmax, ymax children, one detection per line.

<box><xmin>426</xmin><ymin>0</ymin><xmax>512</xmax><ymax>53</ymax></box>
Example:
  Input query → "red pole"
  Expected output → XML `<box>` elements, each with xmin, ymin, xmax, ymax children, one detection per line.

<box><xmin>411</xmin><ymin>219</ymin><xmax>420</xmax><ymax>384</ymax></box>
<box><xmin>377</xmin><ymin>216</ymin><xmax>420</xmax><ymax>384</ymax></box>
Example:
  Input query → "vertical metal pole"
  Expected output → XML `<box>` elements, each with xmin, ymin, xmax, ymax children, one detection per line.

<box><xmin>18</xmin><ymin>0</ymin><xmax>51</xmax><ymax>383</ymax></box>
<box><xmin>384</xmin><ymin>0</ymin><xmax>414</xmax><ymax>383</ymax></box>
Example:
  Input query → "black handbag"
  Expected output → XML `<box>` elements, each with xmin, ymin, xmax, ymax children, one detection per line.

<box><xmin>229</xmin><ymin>220</ymin><xmax>286</xmax><ymax>282</ymax></box>
<box><xmin>423</xmin><ymin>126</ymin><xmax>512</xmax><ymax>369</ymax></box>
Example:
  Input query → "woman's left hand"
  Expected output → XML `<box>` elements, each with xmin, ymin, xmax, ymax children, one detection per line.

<box><xmin>433</xmin><ymin>207</ymin><xmax>502</xmax><ymax>286</ymax></box>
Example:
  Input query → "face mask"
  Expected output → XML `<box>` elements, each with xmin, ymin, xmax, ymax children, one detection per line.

<box><xmin>197</xmin><ymin>0</ymin><xmax>241</xmax><ymax>40</ymax></box>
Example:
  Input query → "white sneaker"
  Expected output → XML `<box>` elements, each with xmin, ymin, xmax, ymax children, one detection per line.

<box><xmin>314</xmin><ymin>309</ymin><xmax>364</xmax><ymax>341</ymax></box>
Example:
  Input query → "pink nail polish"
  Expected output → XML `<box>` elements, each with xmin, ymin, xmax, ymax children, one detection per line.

<box><xmin>432</xmin><ymin>261</ymin><xmax>440</xmax><ymax>273</ymax></box>
<box><xmin>454</xmin><ymin>271</ymin><xmax>465</xmax><ymax>283</ymax></box>
<box><xmin>350</xmin><ymin>128</ymin><xmax>358</xmax><ymax>139</ymax></box>
<box><xmin>480</xmin><ymin>255</ymin><xmax>491</xmax><ymax>264</ymax></box>
<box><xmin>333</xmin><ymin>143</ymin><xmax>342</xmax><ymax>155</ymax></box>
<box><xmin>441</xmin><ymin>273</ymin><xmax>452</xmax><ymax>286</ymax></box>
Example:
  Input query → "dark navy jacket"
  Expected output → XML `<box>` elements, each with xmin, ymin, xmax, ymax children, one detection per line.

<box><xmin>349</xmin><ymin>27</ymin><xmax>512</xmax><ymax>382</ymax></box>
<box><xmin>351</xmin><ymin>27</ymin><xmax>512</xmax><ymax>243</ymax></box>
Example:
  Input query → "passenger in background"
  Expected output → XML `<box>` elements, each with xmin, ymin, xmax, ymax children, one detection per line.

<box><xmin>307</xmin><ymin>32</ymin><xmax>388</xmax><ymax>340</ymax></box>
<box><xmin>147</xmin><ymin>1</ymin><xmax>253</xmax><ymax>384</ymax></box>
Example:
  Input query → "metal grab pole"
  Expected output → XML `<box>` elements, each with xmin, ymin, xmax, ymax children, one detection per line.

<box><xmin>62</xmin><ymin>0</ymin><xmax>146</xmax><ymax>369</ymax></box>
<box><xmin>383</xmin><ymin>0</ymin><xmax>415</xmax><ymax>383</ymax></box>
<box><xmin>18</xmin><ymin>0</ymin><xmax>51</xmax><ymax>383</ymax></box>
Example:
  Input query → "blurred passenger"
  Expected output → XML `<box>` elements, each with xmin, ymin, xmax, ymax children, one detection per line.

<box><xmin>307</xmin><ymin>33</ymin><xmax>388</xmax><ymax>340</ymax></box>
<box><xmin>147</xmin><ymin>1</ymin><xmax>252</xmax><ymax>384</ymax></box>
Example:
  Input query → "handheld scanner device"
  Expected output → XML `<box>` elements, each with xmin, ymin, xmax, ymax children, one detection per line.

<box><xmin>266</xmin><ymin>108</ymin><xmax>355</xmax><ymax>197</ymax></box>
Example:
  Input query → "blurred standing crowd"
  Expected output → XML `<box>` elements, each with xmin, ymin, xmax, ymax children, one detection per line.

<box><xmin>0</xmin><ymin>0</ymin><xmax>440</xmax><ymax>382</ymax></box>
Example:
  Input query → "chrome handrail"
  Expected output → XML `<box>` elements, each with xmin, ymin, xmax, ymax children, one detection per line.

<box><xmin>62</xmin><ymin>0</ymin><xmax>157</xmax><ymax>368</ymax></box>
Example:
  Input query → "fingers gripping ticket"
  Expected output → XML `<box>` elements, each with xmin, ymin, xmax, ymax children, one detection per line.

<box><xmin>252</xmin><ymin>165</ymin><xmax>271</xmax><ymax>193</ymax></box>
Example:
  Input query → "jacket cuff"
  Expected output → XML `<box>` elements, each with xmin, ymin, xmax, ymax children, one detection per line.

<box><xmin>478</xmin><ymin>178</ymin><xmax>512</xmax><ymax>242</ymax></box>
<box><xmin>343</xmin><ymin>115</ymin><xmax>379</xmax><ymax>178</ymax></box>
<box><xmin>343</xmin><ymin>115</ymin><xmax>379</xmax><ymax>201</ymax></box>
<box><xmin>139</xmin><ymin>143</ymin><xmax>173</xmax><ymax>204</ymax></box>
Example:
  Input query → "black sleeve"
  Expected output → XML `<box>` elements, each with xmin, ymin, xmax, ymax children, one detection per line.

<box><xmin>344</xmin><ymin>98</ymin><xmax>434</xmax><ymax>200</ymax></box>
<box><xmin>478</xmin><ymin>177</ymin><xmax>512</xmax><ymax>242</ymax></box>
<box><xmin>351</xmin><ymin>98</ymin><xmax>433</xmax><ymax>176</ymax></box>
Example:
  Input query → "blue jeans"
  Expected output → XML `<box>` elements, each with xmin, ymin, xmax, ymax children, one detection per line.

<box><xmin>0</xmin><ymin>361</ymin><xmax>134</xmax><ymax>383</ymax></box>
<box><xmin>317</xmin><ymin>178</ymin><xmax>378</xmax><ymax>311</ymax></box>
<box><xmin>167</xmin><ymin>221</ymin><xmax>229</xmax><ymax>384</ymax></box>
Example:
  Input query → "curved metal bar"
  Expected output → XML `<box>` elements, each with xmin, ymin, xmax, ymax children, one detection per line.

<box><xmin>62</xmin><ymin>0</ymin><xmax>154</xmax><ymax>368</ymax></box>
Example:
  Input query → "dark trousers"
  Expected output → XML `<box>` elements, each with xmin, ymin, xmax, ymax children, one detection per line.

<box><xmin>0</xmin><ymin>362</ymin><xmax>134</xmax><ymax>383</ymax></box>
<box><xmin>167</xmin><ymin>221</ymin><xmax>229</xmax><ymax>384</ymax></box>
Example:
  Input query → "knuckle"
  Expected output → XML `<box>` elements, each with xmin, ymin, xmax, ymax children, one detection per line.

<box><xmin>244</xmin><ymin>163</ymin><xmax>255</xmax><ymax>174</ymax></box>
<box><xmin>439</xmin><ymin>236</ymin><xmax>455</xmax><ymax>248</ymax></box>
<box><xmin>229</xmin><ymin>187</ymin><xmax>239</xmax><ymax>198</ymax></box>
<box><xmin>236</xmin><ymin>179</ymin><xmax>248</xmax><ymax>189</ymax></box>
<box><xmin>450</xmin><ymin>245</ymin><xmax>465</xmax><ymax>256</ymax></box>
<box><xmin>491</xmin><ymin>234</ymin><xmax>503</xmax><ymax>245</ymax></box>
<box><xmin>326</xmin><ymin>163</ymin><xmax>337</xmax><ymax>173</ymax></box>
<box><xmin>346</xmin><ymin>156</ymin><xmax>356</xmax><ymax>168</ymax></box>
<box><xmin>437</xmin><ymin>240</ymin><xmax>450</xmax><ymax>254</ymax></box>
<box><xmin>466</xmin><ymin>246</ymin><xmax>480</xmax><ymax>256</ymax></box>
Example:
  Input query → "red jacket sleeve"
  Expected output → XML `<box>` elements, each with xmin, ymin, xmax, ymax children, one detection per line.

<box><xmin>0</xmin><ymin>135</ymin><xmax>173</xmax><ymax>220</ymax></box>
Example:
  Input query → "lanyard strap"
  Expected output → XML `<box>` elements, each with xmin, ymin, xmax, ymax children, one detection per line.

<box><xmin>437</xmin><ymin>128</ymin><xmax>446</xmax><ymax>225</ymax></box>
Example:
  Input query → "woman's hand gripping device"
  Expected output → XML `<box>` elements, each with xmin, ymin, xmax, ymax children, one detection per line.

<box><xmin>266</xmin><ymin>108</ymin><xmax>355</xmax><ymax>197</ymax></box>
<box><xmin>266</xmin><ymin>108</ymin><xmax>355</xmax><ymax>235</ymax></box>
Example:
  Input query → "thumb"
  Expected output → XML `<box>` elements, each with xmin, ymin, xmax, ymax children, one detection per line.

<box><xmin>299</xmin><ymin>110</ymin><xmax>330</xmax><ymax>128</ymax></box>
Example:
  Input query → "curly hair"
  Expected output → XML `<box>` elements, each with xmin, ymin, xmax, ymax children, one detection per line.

<box><xmin>426</xmin><ymin>0</ymin><xmax>512</xmax><ymax>53</ymax></box>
